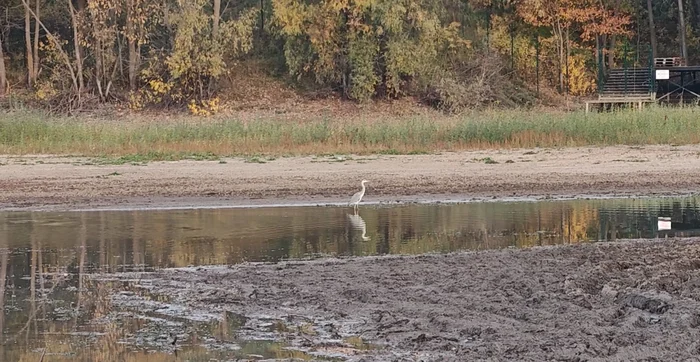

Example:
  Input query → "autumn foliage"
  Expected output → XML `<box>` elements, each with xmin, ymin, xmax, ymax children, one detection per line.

<box><xmin>0</xmin><ymin>0</ymin><xmax>697</xmax><ymax>113</ymax></box>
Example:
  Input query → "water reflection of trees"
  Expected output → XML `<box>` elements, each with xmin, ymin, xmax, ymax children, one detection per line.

<box><xmin>1</xmin><ymin>217</ymin><xmax>7</xmax><ymax>350</ymax></box>
<box><xmin>0</xmin><ymin>214</ymin><xmax>227</xmax><ymax>361</ymax></box>
<box><xmin>1</xmin><ymin>214</ymin><xmax>80</xmax><ymax>361</ymax></box>
<box><xmin>4</xmin><ymin>198</ymin><xmax>700</xmax><ymax>272</ymax></box>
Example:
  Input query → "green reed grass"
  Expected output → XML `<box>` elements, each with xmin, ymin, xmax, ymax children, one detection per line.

<box><xmin>1</xmin><ymin>106</ymin><xmax>698</xmax><ymax>159</ymax></box>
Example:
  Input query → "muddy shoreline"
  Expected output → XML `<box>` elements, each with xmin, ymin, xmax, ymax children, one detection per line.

<box><xmin>96</xmin><ymin>238</ymin><xmax>700</xmax><ymax>361</ymax></box>
<box><xmin>3</xmin><ymin>145</ymin><xmax>700</xmax><ymax>211</ymax></box>
<box><xmin>6</xmin><ymin>145</ymin><xmax>700</xmax><ymax>360</ymax></box>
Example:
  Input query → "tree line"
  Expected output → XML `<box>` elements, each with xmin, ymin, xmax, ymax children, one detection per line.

<box><xmin>0</xmin><ymin>0</ymin><xmax>697</xmax><ymax>113</ymax></box>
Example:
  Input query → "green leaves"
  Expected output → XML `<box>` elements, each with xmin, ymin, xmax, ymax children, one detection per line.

<box><xmin>137</xmin><ymin>0</ymin><xmax>257</xmax><ymax>107</ymax></box>
<box><xmin>272</xmin><ymin>0</ymin><xmax>472</xmax><ymax>102</ymax></box>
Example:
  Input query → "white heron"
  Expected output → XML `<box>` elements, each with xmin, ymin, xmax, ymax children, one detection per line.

<box><xmin>349</xmin><ymin>180</ymin><xmax>369</xmax><ymax>211</ymax></box>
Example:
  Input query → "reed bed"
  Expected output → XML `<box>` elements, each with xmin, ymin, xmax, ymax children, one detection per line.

<box><xmin>1</xmin><ymin>106</ymin><xmax>698</xmax><ymax>159</ymax></box>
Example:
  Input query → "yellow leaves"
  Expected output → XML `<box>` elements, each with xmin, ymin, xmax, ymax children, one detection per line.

<box><xmin>35</xmin><ymin>81</ymin><xmax>57</xmax><ymax>101</ymax></box>
<box><xmin>443</xmin><ymin>22</ymin><xmax>472</xmax><ymax>51</ymax></box>
<box><xmin>143</xmin><ymin>79</ymin><xmax>169</xmax><ymax>104</ymax></box>
<box><xmin>353</xmin><ymin>0</ymin><xmax>375</xmax><ymax>10</ymax></box>
<box><xmin>567</xmin><ymin>54</ymin><xmax>596</xmax><ymax>96</ymax></box>
<box><xmin>147</xmin><ymin>79</ymin><xmax>172</xmax><ymax>95</ymax></box>
<box><xmin>187</xmin><ymin>100</ymin><xmax>198</xmax><ymax>114</ymax></box>
<box><xmin>518</xmin><ymin>0</ymin><xmax>631</xmax><ymax>38</ymax></box>
<box><xmin>272</xmin><ymin>0</ymin><xmax>307</xmax><ymax>36</ymax></box>
<box><xmin>128</xmin><ymin>92</ymin><xmax>145</xmax><ymax>111</ymax></box>
<box><xmin>187</xmin><ymin>97</ymin><xmax>220</xmax><ymax>116</ymax></box>
<box><xmin>326</xmin><ymin>0</ymin><xmax>350</xmax><ymax>13</ymax></box>
<box><xmin>221</xmin><ymin>7</ymin><xmax>258</xmax><ymax>56</ymax></box>
<box><xmin>130</xmin><ymin>0</ymin><xmax>254</xmax><ymax>111</ymax></box>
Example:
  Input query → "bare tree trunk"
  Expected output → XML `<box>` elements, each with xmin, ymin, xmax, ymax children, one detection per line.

<box><xmin>91</xmin><ymin>9</ymin><xmax>104</xmax><ymax>101</ymax></box>
<box><xmin>678</xmin><ymin>0</ymin><xmax>688</xmax><ymax>59</ymax></box>
<box><xmin>600</xmin><ymin>34</ymin><xmax>608</xmax><ymax>74</ymax></box>
<box><xmin>117</xmin><ymin>33</ymin><xmax>125</xmax><ymax>79</ymax></box>
<box><xmin>208</xmin><ymin>0</ymin><xmax>221</xmax><ymax>94</ymax></box>
<box><xmin>127</xmin><ymin>36</ymin><xmax>138</xmax><ymax>91</ymax></box>
<box><xmin>565</xmin><ymin>26</ymin><xmax>570</xmax><ymax>94</ymax></box>
<box><xmin>67</xmin><ymin>0</ymin><xmax>84</xmax><ymax>93</ymax></box>
<box><xmin>555</xmin><ymin>19</ymin><xmax>564</xmax><ymax>93</ymax></box>
<box><xmin>0</xmin><ymin>27</ymin><xmax>7</xmax><ymax>97</ymax></box>
<box><xmin>607</xmin><ymin>0</ymin><xmax>622</xmax><ymax>69</ymax></box>
<box><xmin>95</xmin><ymin>37</ymin><xmax>104</xmax><ymax>100</ymax></box>
<box><xmin>595</xmin><ymin>34</ymin><xmax>602</xmax><ymax>86</ymax></box>
<box><xmin>137</xmin><ymin>26</ymin><xmax>144</xmax><ymax>84</ymax></box>
<box><xmin>21</xmin><ymin>0</ymin><xmax>78</xmax><ymax>91</ymax></box>
<box><xmin>24</xmin><ymin>0</ymin><xmax>34</xmax><ymax>87</ymax></box>
<box><xmin>33</xmin><ymin>0</ymin><xmax>40</xmax><ymax>79</ymax></box>
<box><xmin>127</xmin><ymin>0</ymin><xmax>138</xmax><ymax>91</ymax></box>
<box><xmin>213</xmin><ymin>0</ymin><xmax>221</xmax><ymax>39</ymax></box>
<box><xmin>162</xmin><ymin>0</ymin><xmax>175</xmax><ymax>49</ymax></box>
<box><xmin>608</xmin><ymin>35</ymin><xmax>616</xmax><ymax>68</ymax></box>
<box><xmin>647</xmin><ymin>0</ymin><xmax>658</xmax><ymax>58</ymax></box>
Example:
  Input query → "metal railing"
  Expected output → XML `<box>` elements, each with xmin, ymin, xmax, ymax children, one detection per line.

<box><xmin>597</xmin><ymin>41</ymin><xmax>655</xmax><ymax>98</ymax></box>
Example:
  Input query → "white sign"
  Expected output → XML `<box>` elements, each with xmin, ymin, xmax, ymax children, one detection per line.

<box><xmin>656</xmin><ymin>69</ymin><xmax>670</xmax><ymax>80</ymax></box>
<box><xmin>658</xmin><ymin>217</ymin><xmax>672</xmax><ymax>231</ymax></box>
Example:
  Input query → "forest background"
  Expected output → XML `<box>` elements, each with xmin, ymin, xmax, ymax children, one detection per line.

<box><xmin>0</xmin><ymin>0</ymin><xmax>696</xmax><ymax>115</ymax></box>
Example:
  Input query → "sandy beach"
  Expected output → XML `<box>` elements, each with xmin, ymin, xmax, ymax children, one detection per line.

<box><xmin>3</xmin><ymin>144</ymin><xmax>700</xmax><ymax>211</ymax></box>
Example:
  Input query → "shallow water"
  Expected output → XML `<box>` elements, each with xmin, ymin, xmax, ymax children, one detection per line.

<box><xmin>2</xmin><ymin>196</ymin><xmax>700</xmax><ymax>360</ymax></box>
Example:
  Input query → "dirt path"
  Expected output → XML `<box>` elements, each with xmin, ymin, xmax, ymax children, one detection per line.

<box><xmin>97</xmin><ymin>238</ymin><xmax>700</xmax><ymax>361</ymax></box>
<box><xmin>3</xmin><ymin>144</ymin><xmax>700</xmax><ymax>211</ymax></box>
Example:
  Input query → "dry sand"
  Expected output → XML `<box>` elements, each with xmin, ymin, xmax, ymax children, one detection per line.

<box><xmin>2</xmin><ymin>144</ymin><xmax>700</xmax><ymax>211</ymax></box>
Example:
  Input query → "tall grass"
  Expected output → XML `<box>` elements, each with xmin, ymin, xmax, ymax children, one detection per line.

<box><xmin>1</xmin><ymin>106</ymin><xmax>699</xmax><ymax>158</ymax></box>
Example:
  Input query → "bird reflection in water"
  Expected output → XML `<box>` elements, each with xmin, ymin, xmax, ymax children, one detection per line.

<box><xmin>347</xmin><ymin>212</ymin><xmax>371</xmax><ymax>241</ymax></box>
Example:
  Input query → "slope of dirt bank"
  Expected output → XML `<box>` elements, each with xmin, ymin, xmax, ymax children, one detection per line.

<box><xmin>97</xmin><ymin>238</ymin><xmax>700</xmax><ymax>361</ymax></box>
<box><xmin>3</xmin><ymin>145</ymin><xmax>700</xmax><ymax>211</ymax></box>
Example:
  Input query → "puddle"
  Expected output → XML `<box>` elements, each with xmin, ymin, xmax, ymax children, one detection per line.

<box><xmin>2</xmin><ymin>196</ymin><xmax>700</xmax><ymax>360</ymax></box>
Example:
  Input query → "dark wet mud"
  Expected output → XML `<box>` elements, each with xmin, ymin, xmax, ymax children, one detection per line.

<box><xmin>95</xmin><ymin>238</ymin><xmax>700</xmax><ymax>361</ymax></box>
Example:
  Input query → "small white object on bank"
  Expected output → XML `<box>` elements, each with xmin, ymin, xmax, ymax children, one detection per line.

<box><xmin>658</xmin><ymin>217</ymin><xmax>672</xmax><ymax>231</ymax></box>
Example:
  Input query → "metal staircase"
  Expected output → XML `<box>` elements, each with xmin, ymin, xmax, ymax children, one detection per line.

<box><xmin>599</xmin><ymin>68</ymin><xmax>654</xmax><ymax>100</ymax></box>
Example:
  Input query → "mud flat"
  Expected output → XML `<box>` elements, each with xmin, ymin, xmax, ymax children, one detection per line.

<box><xmin>96</xmin><ymin>238</ymin><xmax>700</xmax><ymax>361</ymax></box>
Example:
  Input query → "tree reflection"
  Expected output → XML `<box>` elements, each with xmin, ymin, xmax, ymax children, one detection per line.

<box><xmin>74</xmin><ymin>213</ymin><xmax>87</xmax><ymax>330</ymax></box>
<box><xmin>0</xmin><ymin>237</ymin><xmax>7</xmax><ymax>349</ymax></box>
